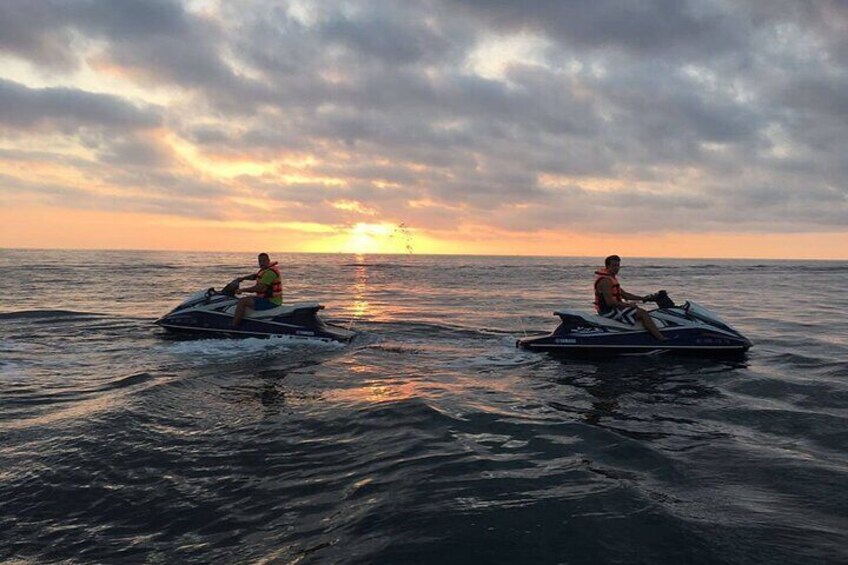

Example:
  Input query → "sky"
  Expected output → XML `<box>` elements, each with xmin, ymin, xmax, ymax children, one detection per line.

<box><xmin>1</xmin><ymin>0</ymin><xmax>847</xmax><ymax>259</ymax></box>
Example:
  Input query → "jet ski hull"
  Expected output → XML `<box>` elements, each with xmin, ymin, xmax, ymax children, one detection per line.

<box><xmin>517</xmin><ymin>330</ymin><xmax>751</xmax><ymax>357</ymax></box>
<box><xmin>517</xmin><ymin>302</ymin><xmax>751</xmax><ymax>358</ymax></box>
<box><xmin>155</xmin><ymin>292</ymin><xmax>354</xmax><ymax>342</ymax></box>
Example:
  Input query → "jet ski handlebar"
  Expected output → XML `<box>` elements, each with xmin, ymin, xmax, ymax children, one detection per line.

<box><xmin>642</xmin><ymin>290</ymin><xmax>677</xmax><ymax>309</ymax></box>
<box><xmin>204</xmin><ymin>278</ymin><xmax>242</xmax><ymax>299</ymax></box>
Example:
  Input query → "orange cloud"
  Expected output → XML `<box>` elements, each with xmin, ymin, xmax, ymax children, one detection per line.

<box><xmin>331</xmin><ymin>200</ymin><xmax>378</xmax><ymax>215</ymax></box>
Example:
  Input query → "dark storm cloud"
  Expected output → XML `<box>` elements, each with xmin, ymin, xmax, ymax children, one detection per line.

<box><xmin>0</xmin><ymin>79</ymin><xmax>160</xmax><ymax>130</ymax></box>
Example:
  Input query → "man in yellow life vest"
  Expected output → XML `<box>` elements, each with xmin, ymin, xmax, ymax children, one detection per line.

<box><xmin>594</xmin><ymin>255</ymin><xmax>667</xmax><ymax>341</ymax></box>
<box><xmin>232</xmin><ymin>252</ymin><xmax>283</xmax><ymax>327</ymax></box>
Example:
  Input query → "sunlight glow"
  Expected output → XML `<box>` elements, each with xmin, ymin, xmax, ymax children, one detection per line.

<box><xmin>2</xmin><ymin>204</ymin><xmax>847</xmax><ymax>258</ymax></box>
<box><xmin>298</xmin><ymin>222</ymin><xmax>421</xmax><ymax>254</ymax></box>
<box><xmin>332</xmin><ymin>200</ymin><xmax>378</xmax><ymax>215</ymax></box>
<box><xmin>465</xmin><ymin>32</ymin><xmax>550</xmax><ymax>81</ymax></box>
<box><xmin>538</xmin><ymin>174</ymin><xmax>630</xmax><ymax>193</ymax></box>
<box><xmin>166</xmin><ymin>134</ymin><xmax>276</xmax><ymax>178</ymax></box>
<box><xmin>345</xmin><ymin>222</ymin><xmax>395</xmax><ymax>254</ymax></box>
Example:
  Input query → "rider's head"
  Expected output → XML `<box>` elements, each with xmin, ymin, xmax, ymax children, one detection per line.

<box><xmin>604</xmin><ymin>254</ymin><xmax>621</xmax><ymax>275</ymax></box>
<box><xmin>258</xmin><ymin>252</ymin><xmax>271</xmax><ymax>269</ymax></box>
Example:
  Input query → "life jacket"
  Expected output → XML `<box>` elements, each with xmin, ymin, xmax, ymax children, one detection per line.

<box><xmin>593</xmin><ymin>268</ymin><xmax>621</xmax><ymax>313</ymax></box>
<box><xmin>255</xmin><ymin>262</ymin><xmax>282</xmax><ymax>302</ymax></box>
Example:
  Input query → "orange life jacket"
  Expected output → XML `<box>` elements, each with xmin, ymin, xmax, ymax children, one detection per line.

<box><xmin>255</xmin><ymin>263</ymin><xmax>282</xmax><ymax>301</ymax></box>
<box><xmin>593</xmin><ymin>268</ymin><xmax>621</xmax><ymax>313</ymax></box>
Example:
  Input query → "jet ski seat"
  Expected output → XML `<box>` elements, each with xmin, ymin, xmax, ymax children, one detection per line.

<box><xmin>554</xmin><ymin>309</ymin><xmax>637</xmax><ymax>330</ymax></box>
<box><xmin>246</xmin><ymin>302</ymin><xmax>324</xmax><ymax>319</ymax></box>
<box><xmin>553</xmin><ymin>309</ymin><xmax>673</xmax><ymax>330</ymax></box>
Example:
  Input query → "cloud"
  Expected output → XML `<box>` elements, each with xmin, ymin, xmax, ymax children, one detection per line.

<box><xmin>0</xmin><ymin>2</ymin><xmax>91</xmax><ymax>70</ymax></box>
<box><xmin>443</xmin><ymin>0</ymin><xmax>749</xmax><ymax>59</ymax></box>
<box><xmin>1</xmin><ymin>0</ymin><xmax>846</xmax><ymax>241</ymax></box>
<box><xmin>0</xmin><ymin>0</ymin><xmax>188</xmax><ymax>63</ymax></box>
<box><xmin>0</xmin><ymin>78</ymin><xmax>161</xmax><ymax>131</ymax></box>
<box><xmin>316</xmin><ymin>6</ymin><xmax>462</xmax><ymax>66</ymax></box>
<box><xmin>96</xmin><ymin>134</ymin><xmax>174</xmax><ymax>168</ymax></box>
<box><xmin>0</xmin><ymin>170</ymin><xmax>228</xmax><ymax>220</ymax></box>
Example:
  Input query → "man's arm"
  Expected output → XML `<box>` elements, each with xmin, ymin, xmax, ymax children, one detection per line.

<box><xmin>237</xmin><ymin>270</ymin><xmax>274</xmax><ymax>295</ymax></box>
<box><xmin>620</xmin><ymin>288</ymin><xmax>646</xmax><ymax>302</ymax></box>
<box><xmin>236</xmin><ymin>281</ymin><xmax>267</xmax><ymax>295</ymax></box>
<box><xmin>236</xmin><ymin>274</ymin><xmax>268</xmax><ymax>294</ymax></box>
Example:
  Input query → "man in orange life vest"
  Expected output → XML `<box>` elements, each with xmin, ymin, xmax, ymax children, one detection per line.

<box><xmin>594</xmin><ymin>255</ymin><xmax>666</xmax><ymax>341</ymax></box>
<box><xmin>232</xmin><ymin>252</ymin><xmax>283</xmax><ymax>327</ymax></box>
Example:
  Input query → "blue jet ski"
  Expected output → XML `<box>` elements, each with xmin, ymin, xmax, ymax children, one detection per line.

<box><xmin>517</xmin><ymin>292</ymin><xmax>751</xmax><ymax>357</ymax></box>
<box><xmin>155</xmin><ymin>278</ymin><xmax>355</xmax><ymax>342</ymax></box>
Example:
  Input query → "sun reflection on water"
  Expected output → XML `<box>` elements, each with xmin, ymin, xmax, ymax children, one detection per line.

<box><xmin>351</xmin><ymin>253</ymin><xmax>370</xmax><ymax>321</ymax></box>
<box><xmin>343</xmin><ymin>254</ymin><xmax>391</xmax><ymax>324</ymax></box>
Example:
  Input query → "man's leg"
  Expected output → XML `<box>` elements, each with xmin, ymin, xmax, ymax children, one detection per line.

<box><xmin>635</xmin><ymin>308</ymin><xmax>667</xmax><ymax>341</ymax></box>
<box><xmin>233</xmin><ymin>296</ymin><xmax>254</xmax><ymax>326</ymax></box>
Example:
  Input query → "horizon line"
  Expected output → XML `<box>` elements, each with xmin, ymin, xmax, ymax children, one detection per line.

<box><xmin>2</xmin><ymin>246</ymin><xmax>846</xmax><ymax>262</ymax></box>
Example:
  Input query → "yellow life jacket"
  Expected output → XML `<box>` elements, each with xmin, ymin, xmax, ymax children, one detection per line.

<box><xmin>255</xmin><ymin>263</ymin><xmax>282</xmax><ymax>303</ymax></box>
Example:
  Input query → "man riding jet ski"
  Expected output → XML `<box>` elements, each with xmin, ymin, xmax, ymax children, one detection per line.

<box><xmin>517</xmin><ymin>256</ymin><xmax>752</xmax><ymax>357</ymax></box>
<box><xmin>232</xmin><ymin>252</ymin><xmax>283</xmax><ymax>327</ymax></box>
<box><xmin>154</xmin><ymin>253</ymin><xmax>354</xmax><ymax>342</ymax></box>
<box><xmin>592</xmin><ymin>255</ymin><xmax>666</xmax><ymax>341</ymax></box>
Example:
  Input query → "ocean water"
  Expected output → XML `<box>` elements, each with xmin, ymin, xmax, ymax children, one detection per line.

<box><xmin>1</xmin><ymin>249</ymin><xmax>847</xmax><ymax>564</ymax></box>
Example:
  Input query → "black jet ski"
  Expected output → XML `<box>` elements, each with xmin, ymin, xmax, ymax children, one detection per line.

<box><xmin>517</xmin><ymin>291</ymin><xmax>751</xmax><ymax>358</ymax></box>
<box><xmin>155</xmin><ymin>278</ymin><xmax>355</xmax><ymax>342</ymax></box>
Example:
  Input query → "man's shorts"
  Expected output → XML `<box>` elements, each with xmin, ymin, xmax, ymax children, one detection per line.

<box><xmin>600</xmin><ymin>306</ymin><xmax>638</xmax><ymax>325</ymax></box>
<box><xmin>253</xmin><ymin>298</ymin><xmax>279</xmax><ymax>311</ymax></box>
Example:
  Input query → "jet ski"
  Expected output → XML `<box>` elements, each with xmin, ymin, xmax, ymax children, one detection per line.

<box><xmin>155</xmin><ymin>278</ymin><xmax>355</xmax><ymax>342</ymax></box>
<box><xmin>517</xmin><ymin>291</ymin><xmax>751</xmax><ymax>357</ymax></box>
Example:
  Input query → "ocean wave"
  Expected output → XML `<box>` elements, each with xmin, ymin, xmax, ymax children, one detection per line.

<box><xmin>341</xmin><ymin>262</ymin><xmax>411</xmax><ymax>268</ymax></box>
<box><xmin>639</xmin><ymin>264</ymin><xmax>723</xmax><ymax>269</ymax></box>
<box><xmin>767</xmin><ymin>351</ymin><xmax>838</xmax><ymax>368</ymax></box>
<box><xmin>0</xmin><ymin>309</ymin><xmax>106</xmax><ymax>321</ymax></box>
<box><xmin>157</xmin><ymin>334</ymin><xmax>344</xmax><ymax>360</ymax></box>
<box><xmin>619</xmin><ymin>263</ymin><xmax>848</xmax><ymax>274</ymax></box>
<box><xmin>366</xmin><ymin>341</ymin><xmax>426</xmax><ymax>355</ymax></box>
<box><xmin>0</xmin><ymin>338</ymin><xmax>38</xmax><ymax>353</ymax></box>
<box><xmin>0</xmin><ymin>360</ymin><xmax>29</xmax><ymax>381</ymax></box>
<box><xmin>748</xmin><ymin>263</ymin><xmax>848</xmax><ymax>273</ymax></box>
<box><xmin>368</xmin><ymin>319</ymin><xmax>497</xmax><ymax>339</ymax></box>
<box><xmin>94</xmin><ymin>372</ymin><xmax>156</xmax><ymax>392</ymax></box>
<box><xmin>441</xmin><ymin>346</ymin><xmax>540</xmax><ymax>369</ymax></box>
<box><xmin>351</xmin><ymin>396</ymin><xmax>468</xmax><ymax>427</ymax></box>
